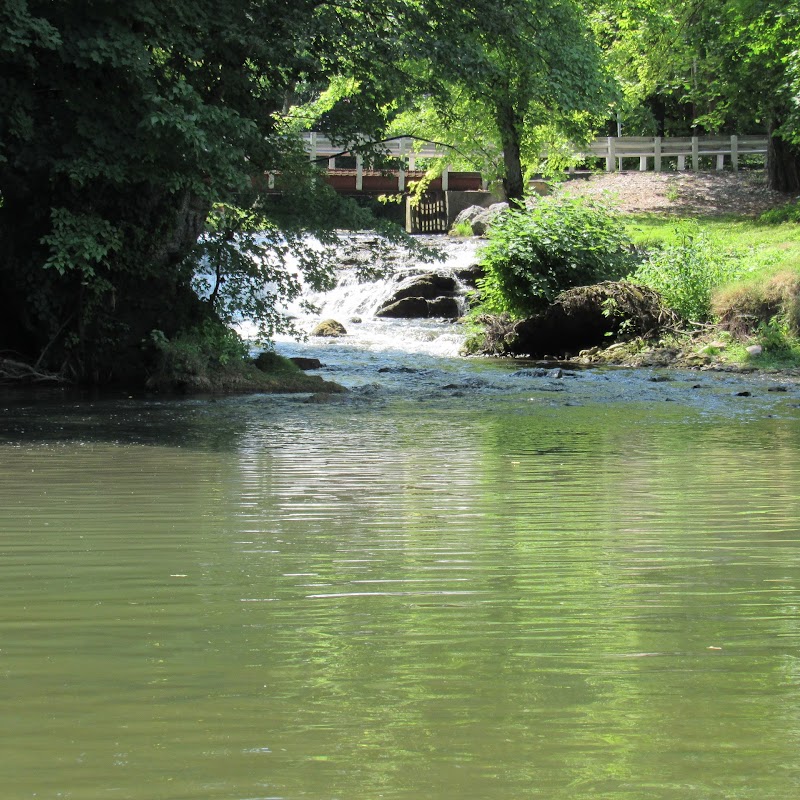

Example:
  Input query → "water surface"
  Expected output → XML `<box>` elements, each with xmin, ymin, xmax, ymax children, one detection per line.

<box><xmin>3</xmin><ymin>384</ymin><xmax>800</xmax><ymax>799</ymax></box>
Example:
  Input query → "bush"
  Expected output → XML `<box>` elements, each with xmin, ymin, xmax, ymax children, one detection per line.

<box><xmin>476</xmin><ymin>196</ymin><xmax>635</xmax><ymax>318</ymax></box>
<box><xmin>149</xmin><ymin>319</ymin><xmax>249</xmax><ymax>384</ymax></box>
<box><xmin>632</xmin><ymin>220</ymin><xmax>744</xmax><ymax>322</ymax></box>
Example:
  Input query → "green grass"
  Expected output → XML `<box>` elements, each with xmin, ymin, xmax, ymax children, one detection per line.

<box><xmin>623</xmin><ymin>213</ymin><xmax>800</xmax><ymax>370</ymax></box>
<box><xmin>625</xmin><ymin>214</ymin><xmax>800</xmax><ymax>280</ymax></box>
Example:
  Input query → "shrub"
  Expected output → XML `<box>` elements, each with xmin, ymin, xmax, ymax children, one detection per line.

<box><xmin>476</xmin><ymin>196</ymin><xmax>635</xmax><ymax>318</ymax></box>
<box><xmin>149</xmin><ymin>319</ymin><xmax>249</xmax><ymax>383</ymax></box>
<box><xmin>632</xmin><ymin>220</ymin><xmax>744</xmax><ymax>322</ymax></box>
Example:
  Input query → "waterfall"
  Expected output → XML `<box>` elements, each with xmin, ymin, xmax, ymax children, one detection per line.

<box><xmin>242</xmin><ymin>235</ymin><xmax>482</xmax><ymax>363</ymax></box>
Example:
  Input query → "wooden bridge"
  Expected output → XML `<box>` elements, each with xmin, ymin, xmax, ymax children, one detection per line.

<box><xmin>298</xmin><ymin>132</ymin><xmax>769</xmax><ymax>194</ymax></box>
<box><xmin>300</xmin><ymin>132</ymin><xmax>484</xmax><ymax>194</ymax></box>
<box><xmin>288</xmin><ymin>132</ymin><xmax>769</xmax><ymax>232</ymax></box>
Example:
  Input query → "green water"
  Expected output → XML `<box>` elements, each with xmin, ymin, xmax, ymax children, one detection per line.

<box><xmin>3</xmin><ymin>393</ymin><xmax>800</xmax><ymax>799</ymax></box>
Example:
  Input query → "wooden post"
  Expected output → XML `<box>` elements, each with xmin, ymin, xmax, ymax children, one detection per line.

<box><xmin>731</xmin><ymin>135</ymin><xmax>739</xmax><ymax>171</ymax></box>
<box><xmin>398</xmin><ymin>138</ymin><xmax>407</xmax><ymax>192</ymax></box>
<box><xmin>716</xmin><ymin>154</ymin><xmax>725</xmax><ymax>170</ymax></box>
<box><xmin>678</xmin><ymin>155</ymin><xmax>686</xmax><ymax>171</ymax></box>
<box><xmin>606</xmin><ymin>137</ymin><xmax>615</xmax><ymax>172</ymax></box>
<box><xmin>691</xmin><ymin>136</ymin><xmax>699</xmax><ymax>171</ymax></box>
<box><xmin>442</xmin><ymin>165</ymin><xmax>450</xmax><ymax>192</ymax></box>
<box><xmin>356</xmin><ymin>154</ymin><xmax>363</xmax><ymax>191</ymax></box>
<box><xmin>654</xmin><ymin>137</ymin><xmax>662</xmax><ymax>172</ymax></box>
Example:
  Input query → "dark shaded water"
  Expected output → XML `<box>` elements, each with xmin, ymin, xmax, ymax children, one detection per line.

<box><xmin>2</xmin><ymin>361</ymin><xmax>800</xmax><ymax>799</ymax></box>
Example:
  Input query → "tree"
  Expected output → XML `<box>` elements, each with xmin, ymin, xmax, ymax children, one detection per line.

<box><xmin>595</xmin><ymin>0</ymin><xmax>800</xmax><ymax>190</ymax></box>
<box><xmin>390</xmin><ymin>0</ymin><xmax>616</xmax><ymax>207</ymax></box>
<box><xmin>0</xmin><ymin>0</ymin><xmax>429</xmax><ymax>383</ymax></box>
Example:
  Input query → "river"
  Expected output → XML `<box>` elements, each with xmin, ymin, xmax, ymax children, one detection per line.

<box><xmin>2</xmin><ymin>237</ymin><xmax>800</xmax><ymax>800</ymax></box>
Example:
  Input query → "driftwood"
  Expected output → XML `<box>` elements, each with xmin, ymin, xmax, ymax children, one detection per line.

<box><xmin>0</xmin><ymin>357</ymin><xmax>65</xmax><ymax>384</ymax></box>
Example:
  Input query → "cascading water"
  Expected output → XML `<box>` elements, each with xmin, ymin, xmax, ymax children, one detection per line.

<box><xmin>248</xmin><ymin>234</ymin><xmax>483</xmax><ymax>388</ymax></box>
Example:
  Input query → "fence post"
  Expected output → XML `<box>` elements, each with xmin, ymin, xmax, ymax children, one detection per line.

<box><xmin>691</xmin><ymin>136</ymin><xmax>699</xmax><ymax>171</ymax></box>
<box><xmin>654</xmin><ymin>137</ymin><xmax>662</xmax><ymax>172</ymax></box>
<box><xmin>356</xmin><ymin>154</ymin><xmax>363</xmax><ymax>191</ymax></box>
<box><xmin>731</xmin><ymin>135</ymin><xmax>739</xmax><ymax>171</ymax></box>
<box><xmin>398</xmin><ymin>138</ymin><xmax>407</xmax><ymax>192</ymax></box>
<box><xmin>606</xmin><ymin>137</ymin><xmax>615</xmax><ymax>172</ymax></box>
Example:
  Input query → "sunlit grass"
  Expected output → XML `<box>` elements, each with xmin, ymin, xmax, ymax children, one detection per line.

<box><xmin>622</xmin><ymin>213</ymin><xmax>800</xmax><ymax>369</ymax></box>
<box><xmin>625</xmin><ymin>214</ymin><xmax>800</xmax><ymax>279</ymax></box>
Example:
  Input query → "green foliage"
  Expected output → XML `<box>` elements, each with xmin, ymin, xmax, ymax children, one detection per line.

<box><xmin>149</xmin><ymin>320</ymin><xmax>249</xmax><ymax>382</ymax></box>
<box><xmin>632</xmin><ymin>221</ymin><xmax>745</xmax><ymax>321</ymax></box>
<box><xmin>759</xmin><ymin>201</ymin><xmax>800</xmax><ymax>225</ymax></box>
<box><xmin>41</xmin><ymin>208</ymin><xmax>123</xmax><ymax>279</ymax></box>
<box><xmin>389</xmin><ymin>0</ymin><xmax>616</xmax><ymax>203</ymax></box>
<box><xmin>450</xmin><ymin>220</ymin><xmax>474</xmax><ymax>238</ymax></box>
<box><xmin>0</xmin><ymin>0</ymin><xmax>436</xmax><ymax>382</ymax></box>
<box><xmin>476</xmin><ymin>196</ymin><xmax>634</xmax><ymax>317</ymax></box>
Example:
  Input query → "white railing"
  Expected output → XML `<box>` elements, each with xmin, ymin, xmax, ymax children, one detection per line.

<box><xmin>297</xmin><ymin>133</ymin><xmax>769</xmax><ymax>190</ymax></box>
<box><xmin>300</xmin><ymin>132</ymin><xmax>451</xmax><ymax>191</ymax></box>
<box><xmin>583</xmin><ymin>135</ymin><xmax>768</xmax><ymax>172</ymax></box>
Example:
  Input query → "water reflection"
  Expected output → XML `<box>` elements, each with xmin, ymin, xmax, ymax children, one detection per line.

<box><xmin>2</xmin><ymin>395</ymin><xmax>800</xmax><ymax>799</ymax></box>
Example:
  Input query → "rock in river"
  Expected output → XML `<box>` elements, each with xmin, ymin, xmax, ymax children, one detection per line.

<box><xmin>311</xmin><ymin>319</ymin><xmax>347</xmax><ymax>337</ymax></box>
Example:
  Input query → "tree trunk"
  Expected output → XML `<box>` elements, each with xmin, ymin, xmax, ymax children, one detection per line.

<box><xmin>496</xmin><ymin>102</ymin><xmax>526</xmax><ymax>209</ymax></box>
<box><xmin>767</xmin><ymin>126</ymin><xmax>800</xmax><ymax>193</ymax></box>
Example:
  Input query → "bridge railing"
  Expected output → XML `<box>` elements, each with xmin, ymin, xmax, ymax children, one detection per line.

<box><xmin>300</xmin><ymin>132</ymin><xmax>455</xmax><ymax>191</ymax></box>
<box><xmin>581</xmin><ymin>135</ymin><xmax>769</xmax><ymax>172</ymax></box>
<box><xmin>297</xmin><ymin>133</ymin><xmax>770</xmax><ymax>192</ymax></box>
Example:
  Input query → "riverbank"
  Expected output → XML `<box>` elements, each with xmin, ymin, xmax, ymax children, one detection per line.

<box><xmin>488</xmin><ymin>170</ymin><xmax>800</xmax><ymax>376</ymax></box>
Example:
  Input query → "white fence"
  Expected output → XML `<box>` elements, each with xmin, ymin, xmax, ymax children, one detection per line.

<box><xmin>299</xmin><ymin>133</ymin><xmax>769</xmax><ymax>183</ymax></box>
<box><xmin>583</xmin><ymin>135</ymin><xmax>769</xmax><ymax>172</ymax></box>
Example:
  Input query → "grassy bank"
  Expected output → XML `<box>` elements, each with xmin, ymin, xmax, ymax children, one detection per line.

<box><xmin>619</xmin><ymin>212</ymin><xmax>800</xmax><ymax>370</ymax></box>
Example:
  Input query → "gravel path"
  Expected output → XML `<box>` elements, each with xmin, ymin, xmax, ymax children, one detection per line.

<box><xmin>553</xmin><ymin>170</ymin><xmax>791</xmax><ymax>216</ymax></box>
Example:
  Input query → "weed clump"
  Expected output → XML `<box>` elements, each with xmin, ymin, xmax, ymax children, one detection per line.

<box><xmin>632</xmin><ymin>220</ymin><xmax>744</xmax><ymax>322</ymax></box>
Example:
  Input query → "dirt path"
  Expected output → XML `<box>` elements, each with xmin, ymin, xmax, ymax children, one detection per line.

<box><xmin>553</xmin><ymin>170</ymin><xmax>791</xmax><ymax>216</ymax></box>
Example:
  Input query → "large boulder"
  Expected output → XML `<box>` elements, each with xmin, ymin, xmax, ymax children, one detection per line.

<box><xmin>451</xmin><ymin>205</ymin><xmax>487</xmax><ymax>231</ymax></box>
<box><xmin>311</xmin><ymin>319</ymin><xmax>347</xmax><ymax>337</ymax></box>
<box><xmin>375</xmin><ymin>273</ymin><xmax>462</xmax><ymax>319</ymax></box>
<box><xmin>375</xmin><ymin>297</ymin><xmax>431</xmax><ymax>319</ymax></box>
<box><xmin>427</xmin><ymin>297</ymin><xmax>461</xmax><ymax>318</ymax></box>
<box><xmin>471</xmin><ymin>202</ymin><xmax>508</xmax><ymax>236</ymax></box>
<box><xmin>381</xmin><ymin>274</ymin><xmax>458</xmax><ymax>305</ymax></box>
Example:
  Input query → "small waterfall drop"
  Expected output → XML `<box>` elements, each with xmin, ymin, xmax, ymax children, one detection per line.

<box><xmin>271</xmin><ymin>234</ymin><xmax>481</xmax><ymax>362</ymax></box>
